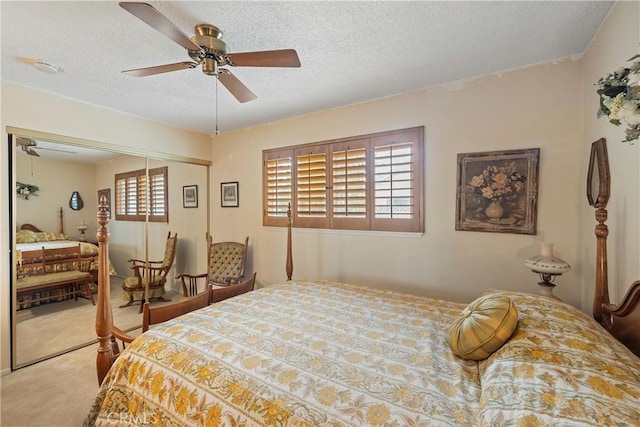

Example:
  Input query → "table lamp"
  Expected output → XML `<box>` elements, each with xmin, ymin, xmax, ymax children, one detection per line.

<box><xmin>77</xmin><ymin>220</ymin><xmax>88</xmax><ymax>242</ymax></box>
<box><xmin>524</xmin><ymin>243</ymin><xmax>570</xmax><ymax>298</ymax></box>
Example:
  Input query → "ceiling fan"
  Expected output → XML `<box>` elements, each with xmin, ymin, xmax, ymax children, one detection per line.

<box><xmin>119</xmin><ymin>2</ymin><xmax>301</xmax><ymax>103</ymax></box>
<box><xmin>16</xmin><ymin>137</ymin><xmax>76</xmax><ymax>157</ymax></box>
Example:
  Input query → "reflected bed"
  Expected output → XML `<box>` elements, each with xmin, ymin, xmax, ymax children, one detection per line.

<box><xmin>16</xmin><ymin>211</ymin><xmax>116</xmax><ymax>309</ymax></box>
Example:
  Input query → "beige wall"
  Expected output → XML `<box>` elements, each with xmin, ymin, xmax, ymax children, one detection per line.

<box><xmin>211</xmin><ymin>2</ymin><xmax>638</xmax><ymax>317</ymax></box>
<box><xmin>16</xmin><ymin>155</ymin><xmax>96</xmax><ymax>239</ymax></box>
<box><xmin>94</xmin><ymin>156</ymin><xmax>209</xmax><ymax>284</ymax></box>
<box><xmin>581</xmin><ymin>1</ymin><xmax>640</xmax><ymax>308</ymax></box>
<box><xmin>1</xmin><ymin>82</ymin><xmax>212</xmax><ymax>373</ymax></box>
<box><xmin>211</xmin><ymin>59</ymin><xmax>585</xmax><ymax>306</ymax></box>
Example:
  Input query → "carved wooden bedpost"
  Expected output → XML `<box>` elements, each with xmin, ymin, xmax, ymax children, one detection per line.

<box><xmin>95</xmin><ymin>195</ymin><xmax>114</xmax><ymax>385</ymax></box>
<box><xmin>286</xmin><ymin>203</ymin><xmax>293</xmax><ymax>281</ymax></box>
<box><xmin>58</xmin><ymin>207</ymin><xmax>64</xmax><ymax>234</ymax></box>
<box><xmin>592</xmin><ymin>199</ymin><xmax>609</xmax><ymax>322</ymax></box>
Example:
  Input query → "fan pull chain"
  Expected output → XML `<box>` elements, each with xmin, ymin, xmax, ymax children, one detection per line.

<box><xmin>215</xmin><ymin>77</ymin><xmax>220</xmax><ymax>135</ymax></box>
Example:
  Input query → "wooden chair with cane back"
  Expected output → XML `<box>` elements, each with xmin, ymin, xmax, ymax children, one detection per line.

<box><xmin>120</xmin><ymin>231</ymin><xmax>177</xmax><ymax>313</ymax></box>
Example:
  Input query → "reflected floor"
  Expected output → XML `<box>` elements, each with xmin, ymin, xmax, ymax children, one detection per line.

<box><xmin>15</xmin><ymin>277</ymin><xmax>181</xmax><ymax>367</ymax></box>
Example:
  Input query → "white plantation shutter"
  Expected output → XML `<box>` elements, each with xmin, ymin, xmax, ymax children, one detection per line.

<box><xmin>331</xmin><ymin>139</ymin><xmax>369</xmax><ymax>230</ymax></box>
<box><xmin>115</xmin><ymin>167</ymin><xmax>168</xmax><ymax>222</ymax></box>
<box><xmin>371</xmin><ymin>130</ymin><xmax>422</xmax><ymax>232</ymax></box>
<box><xmin>295</xmin><ymin>147</ymin><xmax>328</xmax><ymax>228</ymax></box>
<box><xmin>264</xmin><ymin>149</ymin><xmax>293</xmax><ymax>226</ymax></box>
<box><xmin>374</xmin><ymin>143</ymin><xmax>414</xmax><ymax>218</ymax></box>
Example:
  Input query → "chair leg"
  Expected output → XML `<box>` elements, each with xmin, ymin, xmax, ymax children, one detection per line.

<box><xmin>86</xmin><ymin>282</ymin><xmax>95</xmax><ymax>305</ymax></box>
<box><xmin>119</xmin><ymin>296</ymin><xmax>135</xmax><ymax>308</ymax></box>
<box><xmin>138</xmin><ymin>298</ymin><xmax>145</xmax><ymax>314</ymax></box>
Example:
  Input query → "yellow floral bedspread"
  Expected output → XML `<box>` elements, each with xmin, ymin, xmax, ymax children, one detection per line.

<box><xmin>478</xmin><ymin>289</ymin><xmax>640</xmax><ymax>426</ymax></box>
<box><xmin>84</xmin><ymin>282</ymin><xmax>640</xmax><ymax>426</ymax></box>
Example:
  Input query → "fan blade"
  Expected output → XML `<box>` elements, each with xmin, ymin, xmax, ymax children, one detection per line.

<box><xmin>218</xmin><ymin>71</ymin><xmax>257</xmax><ymax>103</ymax></box>
<box><xmin>123</xmin><ymin>61</ymin><xmax>197</xmax><ymax>77</ymax></box>
<box><xmin>226</xmin><ymin>49</ymin><xmax>301</xmax><ymax>68</ymax></box>
<box><xmin>119</xmin><ymin>2</ymin><xmax>203</xmax><ymax>52</ymax></box>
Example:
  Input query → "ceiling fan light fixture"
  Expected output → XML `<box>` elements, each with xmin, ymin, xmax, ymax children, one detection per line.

<box><xmin>33</xmin><ymin>60</ymin><xmax>60</xmax><ymax>74</ymax></box>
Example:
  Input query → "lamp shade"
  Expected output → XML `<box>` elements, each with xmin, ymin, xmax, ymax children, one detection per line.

<box><xmin>524</xmin><ymin>243</ymin><xmax>570</xmax><ymax>275</ymax></box>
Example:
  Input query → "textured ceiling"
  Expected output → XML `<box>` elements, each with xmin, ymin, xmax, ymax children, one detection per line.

<box><xmin>2</xmin><ymin>1</ymin><xmax>613</xmax><ymax>137</ymax></box>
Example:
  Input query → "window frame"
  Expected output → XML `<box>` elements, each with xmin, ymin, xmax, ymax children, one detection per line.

<box><xmin>262</xmin><ymin>127</ymin><xmax>424</xmax><ymax>232</ymax></box>
<box><xmin>114</xmin><ymin>166</ymin><xmax>169</xmax><ymax>222</ymax></box>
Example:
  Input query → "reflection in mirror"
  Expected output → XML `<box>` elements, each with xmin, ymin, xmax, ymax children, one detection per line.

<box><xmin>69</xmin><ymin>191</ymin><xmax>84</xmax><ymax>210</ymax></box>
<box><xmin>12</xmin><ymin>133</ymin><xmax>209</xmax><ymax>369</ymax></box>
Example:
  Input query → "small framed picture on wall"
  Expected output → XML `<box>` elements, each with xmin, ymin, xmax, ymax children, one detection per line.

<box><xmin>221</xmin><ymin>181</ymin><xmax>239</xmax><ymax>207</ymax></box>
<box><xmin>183</xmin><ymin>185</ymin><xmax>198</xmax><ymax>208</ymax></box>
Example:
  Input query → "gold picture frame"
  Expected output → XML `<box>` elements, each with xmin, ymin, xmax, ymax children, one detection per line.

<box><xmin>456</xmin><ymin>148</ymin><xmax>539</xmax><ymax>234</ymax></box>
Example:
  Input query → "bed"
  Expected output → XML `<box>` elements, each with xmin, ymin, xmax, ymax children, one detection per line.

<box><xmin>16</xmin><ymin>208</ymin><xmax>116</xmax><ymax>309</ymax></box>
<box><xmin>84</xmin><ymin>164</ymin><xmax>640</xmax><ymax>425</ymax></box>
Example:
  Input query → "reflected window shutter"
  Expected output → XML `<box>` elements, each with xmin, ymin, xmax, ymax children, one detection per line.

<box><xmin>114</xmin><ymin>166</ymin><xmax>169</xmax><ymax>223</ymax></box>
<box><xmin>115</xmin><ymin>177</ymin><xmax>127</xmax><ymax>216</ymax></box>
<box><xmin>149</xmin><ymin>169</ymin><xmax>166</xmax><ymax>216</ymax></box>
<box><xmin>374</xmin><ymin>142</ymin><xmax>414</xmax><ymax>219</ymax></box>
<box><xmin>137</xmin><ymin>175</ymin><xmax>147</xmax><ymax>215</ymax></box>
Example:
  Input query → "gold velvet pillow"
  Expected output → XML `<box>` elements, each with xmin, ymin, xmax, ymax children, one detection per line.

<box><xmin>448</xmin><ymin>294</ymin><xmax>518</xmax><ymax>360</ymax></box>
<box><xmin>34</xmin><ymin>231</ymin><xmax>49</xmax><ymax>242</ymax></box>
<box><xmin>16</xmin><ymin>230</ymin><xmax>37</xmax><ymax>243</ymax></box>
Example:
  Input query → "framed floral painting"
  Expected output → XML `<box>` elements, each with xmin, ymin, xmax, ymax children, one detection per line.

<box><xmin>455</xmin><ymin>148</ymin><xmax>539</xmax><ymax>234</ymax></box>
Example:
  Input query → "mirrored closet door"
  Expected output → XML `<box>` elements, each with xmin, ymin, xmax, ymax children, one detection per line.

<box><xmin>10</xmin><ymin>130</ymin><xmax>210</xmax><ymax>368</ymax></box>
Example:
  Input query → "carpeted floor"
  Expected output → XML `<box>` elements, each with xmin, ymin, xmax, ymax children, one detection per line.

<box><xmin>1</xmin><ymin>343</ymin><xmax>103</xmax><ymax>426</ymax></box>
<box><xmin>15</xmin><ymin>277</ymin><xmax>181</xmax><ymax>366</ymax></box>
<box><xmin>2</xmin><ymin>279</ymin><xmax>182</xmax><ymax>426</ymax></box>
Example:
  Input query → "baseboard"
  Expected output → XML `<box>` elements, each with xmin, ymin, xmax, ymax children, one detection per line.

<box><xmin>1</xmin><ymin>367</ymin><xmax>12</xmax><ymax>376</ymax></box>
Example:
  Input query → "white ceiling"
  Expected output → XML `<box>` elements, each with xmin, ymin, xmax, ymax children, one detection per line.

<box><xmin>2</xmin><ymin>1</ymin><xmax>613</xmax><ymax>139</ymax></box>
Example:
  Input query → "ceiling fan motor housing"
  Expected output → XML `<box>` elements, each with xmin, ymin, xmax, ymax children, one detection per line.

<box><xmin>190</xmin><ymin>24</ymin><xmax>227</xmax><ymax>75</ymax></box>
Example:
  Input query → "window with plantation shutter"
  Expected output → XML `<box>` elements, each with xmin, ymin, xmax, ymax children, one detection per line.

<box><xmin>263</xmin><ymin>126</ymin><xmax>423</xmax><ymax>232</ymax></box>
<box><xmin>331</xmin><ymin>139</ymin><xmax>369</xmax><ymax>230</ymax></box>
<box><xmin>115</xmin><ymin>166</ymin><xmax>169</xmax><ymax>222</ymax></box>
<box><xmin>295</xmin><ymin>146</ymin><xmax>327</xmax><ymax>228</ymax></box>
<box><xmin>264</xmin><ymin>149</ymin><xmax>293</xmax><ymax>227</ymax></box>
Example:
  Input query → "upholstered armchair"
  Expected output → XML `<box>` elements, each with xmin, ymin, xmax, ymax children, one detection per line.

<box><xmin>176</xmin><ymin>234</ymin><xmax>249</xmax><ymax>298</ymax></box>
<box><xmin>207</xmin><ymin>234</ymin><xmax>249</xmax><ymax>287</ymax></box>
<box><xmin>120</xmin><ymin>231</ymin><xmax>177</xmax><ymax>312</ymax></box>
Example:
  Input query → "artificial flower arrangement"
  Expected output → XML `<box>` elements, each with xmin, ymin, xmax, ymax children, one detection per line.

<box><xmin>467</xmin><ymin>162</ymin><xmax>526</xmax><ymax>204</ymax></box>
<box><xmin>16</xmin><ymin>182</ymin><xmax>39</xmax><ymax>200</ymax></box>
<box><xmin>596</xmin><ymin>54</ymin><xmax>640</xmax><ymax>143</ymax></box>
